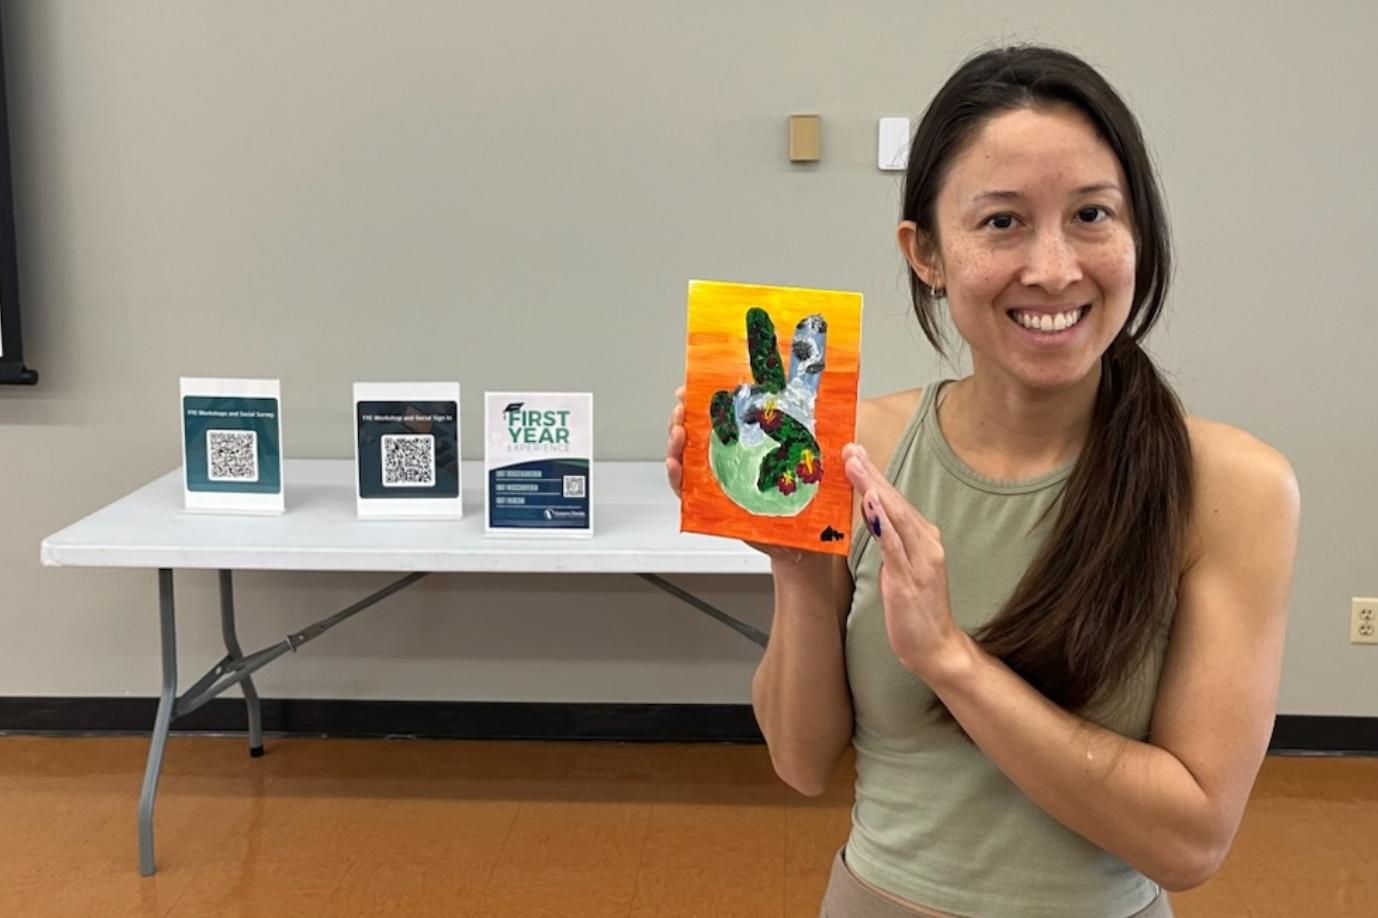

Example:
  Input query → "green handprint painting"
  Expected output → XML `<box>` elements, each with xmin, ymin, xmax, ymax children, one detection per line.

<box><xmin>682</xmin><ymin>280</ymin><xmax>862</xmax><ymax>556</ymax></box>
<box><xmin>707</xmin><ymin>307</ymin><xmax>827</xmax><ymax>515</ymax></box>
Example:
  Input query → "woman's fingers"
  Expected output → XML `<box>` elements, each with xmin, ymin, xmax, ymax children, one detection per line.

<box><xmin>842</xmin><ymin>443</ymin><xmax>877</xmax><ymax>492</ymax></box>
<box><xmin>855</xmin><ymin>444</ymin><xmax>938</xmax><ymax>533</ymax></box>
<box><xmin>863</xmin><ymin>492</ymin><xmax>913</xmax><ymax>580</ymax></box>
<box><xmin>666</xmin><ymin>413</ymin><xmax>684</xmax><ymax>497</ymax></box>
<box><xmin>863</xmin><ymin>487</ymin><xmax>927</xmax><ymax>568</ymax></box>
<box><xmin>666</xmin><ymin>457</ymin><xmax>683</xmax><ymax>497</ymax></box>
<box><xmin>846</xmin><ymin>444</ymin><xmax>938</xmax><ymax>564</ymax></box>
<box><xmin>667</xmin><ymin>388</ymin><xmax>688</xmax><ymax>497</ymax></box>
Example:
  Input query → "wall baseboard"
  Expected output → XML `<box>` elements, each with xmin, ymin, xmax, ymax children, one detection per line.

<box><xmin>0</xmin><ymin>699</ymin><xmax>1373</xmax><ymax>753</ymax></box>
<box><xmin>1266</xmin><ymin>715</ymin><xmax>1378</xmax><ymax>754</ymax></box>
<box><xmin>0</xmin><ymin>698</ymin><xmax>763</xmax><ymax>743</ymax></box>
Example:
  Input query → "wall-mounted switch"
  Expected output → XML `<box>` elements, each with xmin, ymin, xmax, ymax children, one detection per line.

<box><xmin>789</xmin><ymin>114</ymin><xmax>821</xmax><ymax>163</ymax></box>
<box><xmin>879</xmin><ymin>117</ymin><xmax>911</xmax><ymax>171</ymax></box>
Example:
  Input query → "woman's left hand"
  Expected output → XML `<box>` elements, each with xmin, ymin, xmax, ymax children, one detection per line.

<box><xmin>842</xmin><ymin>442</ymin><xmax>970</xmax><ymax>681</ymax></box>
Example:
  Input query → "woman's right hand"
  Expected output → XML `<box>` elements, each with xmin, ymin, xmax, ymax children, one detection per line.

<box><xmin>666</xmin><ymin>386</ymin><xmax>833</xmax><ymax>572</ymax></box>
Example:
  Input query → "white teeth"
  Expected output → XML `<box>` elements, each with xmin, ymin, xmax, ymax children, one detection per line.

<box><xmin>1014</xmin><ymin>308</ymin><xmax>1084</xmax><ymax>332</ymax></box>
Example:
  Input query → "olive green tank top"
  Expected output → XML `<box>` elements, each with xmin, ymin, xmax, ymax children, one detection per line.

<box><xmin>845</xmin><ymin>379</ymin><xmax>1173</xmax><ymax>918</ymax></box>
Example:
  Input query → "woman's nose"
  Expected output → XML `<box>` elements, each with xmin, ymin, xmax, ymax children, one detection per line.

<box><xmin>1020</xmin><ymin>229</ymin><xmax>1083</xmax><ymax>294</ymax></box>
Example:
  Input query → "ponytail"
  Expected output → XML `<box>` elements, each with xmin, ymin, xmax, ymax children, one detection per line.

<box><xmin>899</xmin><ymin>46</ymin><xmax>1193</xmax><ymax>729</ymax></box>
<box><xmin>929</xmin><ymin>334</ymin><xmax>1193</xmax><ymax>726</ymax></box>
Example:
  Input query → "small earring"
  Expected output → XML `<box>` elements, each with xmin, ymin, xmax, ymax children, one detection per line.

<box><xmin>930</xmin><ymin>284</ymin><xmax>945</xmax><ymax>300</ymax></box>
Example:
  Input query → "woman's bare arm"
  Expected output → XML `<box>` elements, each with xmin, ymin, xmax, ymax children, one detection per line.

<box><xmin>867</xmin><ymin>423</ymin><xmax>1300</xmax><ymax>890</ymax></box>
<box><xmin>667</xmin><ymin>387</ymin><xmax>921</xmax><ymax>795</ymax></box>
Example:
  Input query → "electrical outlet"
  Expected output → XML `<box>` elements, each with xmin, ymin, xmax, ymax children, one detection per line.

<box><xmin>1353</xmin><ymin>597</ymin><xmax>1378</xmax><ymax>644</ymax></box>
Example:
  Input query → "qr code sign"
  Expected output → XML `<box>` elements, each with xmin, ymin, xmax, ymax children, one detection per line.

<box><xmin>563</xmin><ymin>475</ymin><xmax>586</xmax><ymax>498</ymax></box>
<box><xmin>382</xmin><ymin>434</ymin><xmax>436</xmax><ymax>487</ymax></box>
<box><xmin>207</xmin><ymin>430</ymin><xmax>259</xmax><ymax>482</ymax></box>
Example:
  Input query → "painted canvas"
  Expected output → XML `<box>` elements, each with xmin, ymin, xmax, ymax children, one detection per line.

<box><xmin>680</xmin><ymin>280</ymin><xmax>862</xmax><ymax>555</ymax></box>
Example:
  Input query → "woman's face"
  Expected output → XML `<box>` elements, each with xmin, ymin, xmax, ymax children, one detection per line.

<box><xmin>921</xmin><ymin>105</ymin><xmax>1137</xmax><ymax>392</ymax></box>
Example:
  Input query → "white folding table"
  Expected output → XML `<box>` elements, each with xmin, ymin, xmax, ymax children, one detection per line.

<box><xmin>39</xmin><ymin>459</ymin><xmax>772</xmax><ymax>876</ymax></box>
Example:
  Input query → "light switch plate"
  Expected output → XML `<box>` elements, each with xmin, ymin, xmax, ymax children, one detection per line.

<box><xmin>878</xmin><ymin>117</ymin><xmax>910</xmax><ymax>171</ymax></box>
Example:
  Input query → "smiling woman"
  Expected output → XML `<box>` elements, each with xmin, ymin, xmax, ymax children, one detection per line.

<box><xmin>894</xmin><ymin>61</ymin><xmax>1181</xmax><ymax>732</ymax></box>
<box><xmin>668</xmin><ymin>43</ymin><xmax>1301</xmax><ymax>918</ymax></box>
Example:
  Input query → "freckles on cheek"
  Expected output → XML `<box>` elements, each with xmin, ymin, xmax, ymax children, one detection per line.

<box><xmin>1107</xmin><ymin>229</ymin><xmax>1137</xmax><ymax>266</ymax></box>
<box><xmin>947</xmin><ymin>244</ymin><xmax>996</xmax><ymax>288</ymax></box>
<box><xmin>957</xmin><ymin>256</ymin><xmax>1003</xmax><ymax>293</ymax></box>
<box><xmin>1107</xmin><ymin>240</ymin><xmax>1137</xmax><ymax>283</ymax></box>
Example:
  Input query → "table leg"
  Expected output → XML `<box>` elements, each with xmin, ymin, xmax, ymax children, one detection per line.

<box><xmin>219</xmin><ymin>570</ymin><xmax>264</xmax><ymax>757</ymax></box>
<box><xmin>636</xmin><ymin>573</ymin><xmax>769</xmax><ymax>647</ymax></box>
<box><xmin>138</xmin><ymin>568</ymin><xmax>178</xmax><ymax>877</ymax></box>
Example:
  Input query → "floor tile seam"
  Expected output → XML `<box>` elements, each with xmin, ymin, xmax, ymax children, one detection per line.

<box><xmin>346</xmin><ymin>791</ymin><xmax>521</xmax><ymax>878</ymax></box>
<box><xmin>158</xmin><ymin>866</ymin><xmax>200</xmax><ymax>918</ymax></box>
<box><xmin>1226</xmin><ymin>872</ymin><xmax>1378</xmax><ymax>918</ymax></box>
<box><xmin>623</xmin><ymin>794</ymin><xmax>661</xmax><ymax>918</ymax></box>
<box><xmin>1218</xmin><ymin>875</ymin><xmax>1260</xmax><ymax>918</ymax></box>
<box><xmin>471</xmin><ymin>797</ymin><xmax>524</xmax><ymax>906</ymax></box>
<box><xmin>1256</xmin><ymin>759</ymin><xmax>1311</xmax><ymax>797</ymax></box>
<box><xmin>1240</xmin><ymin>795</ymin><xmax>1352</xmax><ymax>848</ymax></box>
<box><xmin>1311</xmin><ymin>798</ymin><xmax>1378</xmax><ymax>865</ymax></box>
<box><xmin>327</xmin><ymin>857</ymin><xmax>384</xmax><ymax>905</ymax></box>
<box><xmin>779</xmin><ymin>846</ymin><xmax>790</xmax><ymax>918</ymax></box>
<box><xmin>1295</xmin><ymin>799</ymin><xmax>1372</xmax><ymax>871</ymax></box>
<box><xmin>1222</xmin><ymin>865</ymin><xmax>1376</xmax><ymax>884</ymax></box>
<box><xmin>368</xmin><ymin>789</ymin><xmax>406</xmax><ymax>825</ymax></box>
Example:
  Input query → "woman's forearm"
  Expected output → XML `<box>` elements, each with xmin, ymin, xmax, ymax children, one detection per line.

<box><xmin>752</xmin><ymin>558</ymin><xmax>853</xmax><ymax>796</ymax></box>
<box><xmin>927</xmin><ymin>635</ymin><xmax>1234</xmax><ymax>891</ymax></box>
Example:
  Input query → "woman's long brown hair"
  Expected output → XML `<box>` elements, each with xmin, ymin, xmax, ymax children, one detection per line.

<box><xmin>902</xmin><ymin>46</ymin><xmax>1194</xmax><ymax>724</ymax></box>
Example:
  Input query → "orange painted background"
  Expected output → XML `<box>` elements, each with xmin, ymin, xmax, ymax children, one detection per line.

<box><xmin>680</xmin><ymin>280</ymin><xmax>862</xmax><ymax>555</ymax></box>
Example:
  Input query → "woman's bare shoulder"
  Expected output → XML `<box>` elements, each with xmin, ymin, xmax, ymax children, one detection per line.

<box><xmin>1185</xmin><ymin>413</ymin><xmax>1295</xmax><ymax>479</ymax></box>
<box><xmin>856</xmin><ymin>388</ymin><xmax>924</xmax><ymax>471</ymax></box>
<box><xmin>1183</xmin><ymin>413</ymin><xmax>1300</xmax><ymax>568</ymax></box>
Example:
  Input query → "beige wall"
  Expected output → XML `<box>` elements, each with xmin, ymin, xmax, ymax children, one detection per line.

<box><xmin>1</xmin><ymin>1</ymin><xmax>1372</xmax><ymax>716</ymax></box>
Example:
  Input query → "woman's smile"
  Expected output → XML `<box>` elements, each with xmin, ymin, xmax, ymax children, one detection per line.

<box><xmin>1004</xmin><ymin>304</ymin><xmax>1093</xmax><ymax>348</ymax></box>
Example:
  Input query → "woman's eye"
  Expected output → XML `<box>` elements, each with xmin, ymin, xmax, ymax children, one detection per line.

<box><xmin>1077</xmin><ymin>205</ymin><xmax>1110</xmax><ymax>223</ymax></box>
<box><xmin>983</xmin><ymin>213</ymin><xmax>1017</xmax><ymax>230</ymax></box>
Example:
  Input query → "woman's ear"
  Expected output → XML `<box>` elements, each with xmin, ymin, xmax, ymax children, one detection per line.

<box><xmin>897</xmin><ymin>221</ymin><xmax>943</xmax><ymax>291</ymax></box>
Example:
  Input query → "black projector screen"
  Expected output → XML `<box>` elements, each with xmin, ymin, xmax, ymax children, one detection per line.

<box><xmin>0</xmin><ymin>11</ymin><xmax>34</xmax><ymax>386</ymax></box>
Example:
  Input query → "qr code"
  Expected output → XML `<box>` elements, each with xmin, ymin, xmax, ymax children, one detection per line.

<box><xmin>382</xmin><ymin>434</ymin><xmax>435</xmax><ymax>487</ymax></box>
<box><xmin>562</xmin><ymin>475</ymin><xmax>586</xmax><ymax>498</ymax></box>
<box><xmin>207</xmin><ymin>430</ymin><xmax>258</xmax><ymax>482</ymax></box>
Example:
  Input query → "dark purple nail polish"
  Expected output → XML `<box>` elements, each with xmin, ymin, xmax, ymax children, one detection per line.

<box><xmin>870</xmin><ymin>516</ymin><xmax>881</xmax><ymax>537</ymax></box>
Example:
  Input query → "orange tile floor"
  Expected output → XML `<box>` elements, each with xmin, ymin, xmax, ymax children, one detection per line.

<box><xmin>0</xmin><ymin>736</ymin><xmax>1373</xmax><ymax>917</ymax></box>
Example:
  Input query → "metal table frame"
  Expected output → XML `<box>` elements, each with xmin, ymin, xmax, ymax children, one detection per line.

<box><xmin>137</xmin><ymin>566</ymin><xmax>767</xmax><ymax>876</ymax></box>
<box><xmin>41</xmin><ymin>459</ymin><xmax>779</xmax><ymax>876</ymax></box>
